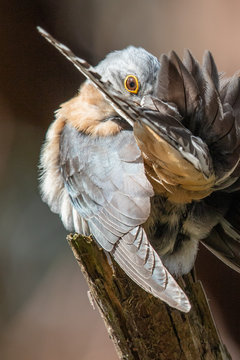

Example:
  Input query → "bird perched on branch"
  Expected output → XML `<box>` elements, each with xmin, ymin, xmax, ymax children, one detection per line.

<box><xmin>38</xmin><ymin>27</ymin><xmax>240</xmax><ymax>312</ymax></box>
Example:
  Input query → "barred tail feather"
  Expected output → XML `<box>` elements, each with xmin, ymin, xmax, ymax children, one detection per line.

<box><xmin>112</xmin><ymin>226</ymin><xmax>191</xmax><ymax>312</ymax></box>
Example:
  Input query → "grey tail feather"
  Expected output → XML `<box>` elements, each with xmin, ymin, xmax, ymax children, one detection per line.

<box><xmin>111</xmin><ymin>226</ymin><xmax>191</xmax><ymax>312</ymax></box>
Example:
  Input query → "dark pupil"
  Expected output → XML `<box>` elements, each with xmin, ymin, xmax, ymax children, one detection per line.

<box><xmin>127</xmin><ymin>77</ymin><xmax>136</xmax><ymax>89</ymax></box>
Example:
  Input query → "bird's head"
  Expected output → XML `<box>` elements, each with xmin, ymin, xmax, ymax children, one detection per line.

<box><xmin>37</xmin><ymin>27</ymin><xmax>160</xmax><ymax>129</ymax></box>
<box><xmin>53</xmin><ymin>45</ymin><xmax>161</xmax><ymax>135</ymax></box>
<box><xmin>95</xmin><ymin>46</ymin><xmax>160</xmax><ymax>103</ymax></box>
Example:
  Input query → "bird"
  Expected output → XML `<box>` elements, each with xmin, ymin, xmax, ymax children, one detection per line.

<box><xmin>38</xmin><ymin>27</ymin><xmax>240</xmax><ymax>313</ymax></box>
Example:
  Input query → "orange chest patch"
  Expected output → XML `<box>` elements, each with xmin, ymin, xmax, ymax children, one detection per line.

<box><xmin>57</xmin><ymin>82</ymin><xmax>122</xmax><ymax>136</ymax></box>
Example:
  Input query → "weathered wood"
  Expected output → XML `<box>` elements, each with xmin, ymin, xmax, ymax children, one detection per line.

<box><xmin>67</xmin><ymin>233</ymin><xmax>231</xmax><ymax>360</ymax></box>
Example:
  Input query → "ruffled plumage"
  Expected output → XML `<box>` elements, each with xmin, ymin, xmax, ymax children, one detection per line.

<box><xmin>39</xmin><ymin>28</ymin><xmax>240</xmax><ymax>313</ymax></box>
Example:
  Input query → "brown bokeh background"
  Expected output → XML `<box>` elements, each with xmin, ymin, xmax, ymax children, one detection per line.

<box><xmin>0</xmin><ymin>1</ymin><xmax>239</xmax><ymax>359</ymax></box>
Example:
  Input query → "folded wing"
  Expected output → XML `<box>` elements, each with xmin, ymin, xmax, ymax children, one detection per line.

<box><xmin>60</xmin><ymin>124</ymin><xmax>191</xmax><ymax>311</ymax></box>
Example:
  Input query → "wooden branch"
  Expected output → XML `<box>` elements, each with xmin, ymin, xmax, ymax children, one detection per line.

<box><xmin>67</xmin><ymin>234</ymin><xmax>232</xmax><ymax>360</ymax></box>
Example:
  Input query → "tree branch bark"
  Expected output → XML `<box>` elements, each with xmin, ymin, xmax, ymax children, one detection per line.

<box><xmin>67</xmin><ymin>233</ymin><xmax>231</xmax><ymax>360</ymax></box>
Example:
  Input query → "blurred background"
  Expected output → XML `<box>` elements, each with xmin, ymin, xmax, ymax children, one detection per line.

<box><xmin>0</xmin><ymin>0</ymin><xmax>240</xmax><ymax>359</ymax></box>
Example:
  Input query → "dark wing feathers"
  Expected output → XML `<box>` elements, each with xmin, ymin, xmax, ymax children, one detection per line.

<box><xmin>147</xmin><ymin>50</ymin><xmax>240</xmax><ymax>184</ymax></box>
<box><xmin>156</xmin><ymin>51</ymin><xmax>240</xmax><ymax>272</ymax></box>
<box><xmin>157</xmin><ymin>51</ymin><xmax>200</xmax><ymax>122</ymax></box>
<box><xmin>60</xmin><ymin>124</ymin><xmax>190</xmax><ymax>311</ymax></box>
<box><xmin>183</xmin><ymin>49</ymin><xmax>206</xmax><ymax>96</ymax></box>
<box><xmin>221</xmin><ymin>75</ymin><xmax>240</xmax><ymax>111</ymax></box>
<box><xmin>203</xmin><ymin>51</ymin><xmax>219</xmax><ymax>90</ymax></box>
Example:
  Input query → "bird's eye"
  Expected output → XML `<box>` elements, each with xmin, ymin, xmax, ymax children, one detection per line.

<box><xmin>124</xmin><ymin>75</ymin><xmax>139</xmax><ymax>94</ymax></box>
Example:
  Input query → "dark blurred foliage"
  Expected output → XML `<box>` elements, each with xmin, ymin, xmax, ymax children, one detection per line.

<box><xmin>0</xmin><ymin>1</ymin><xmax>239</xmax><ymax>359</ymax></box>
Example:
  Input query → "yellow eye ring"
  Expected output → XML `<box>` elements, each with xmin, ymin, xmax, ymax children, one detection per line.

<box><xmin>124</xmin><ymin>75</ymin><xmax>139</xmax><ymax>94</ymax></box>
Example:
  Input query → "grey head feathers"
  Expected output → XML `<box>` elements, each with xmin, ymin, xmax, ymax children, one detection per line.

<box><xmin>95</xmin><ymin>46</ymin><xmax>160</xmax><ymax>98</ymax></box>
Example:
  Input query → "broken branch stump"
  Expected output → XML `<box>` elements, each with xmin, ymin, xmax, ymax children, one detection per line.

<box><xmin>67</xmin><ymin>233</ymin><xmax>231</xmax><ymax>360</ymax></box>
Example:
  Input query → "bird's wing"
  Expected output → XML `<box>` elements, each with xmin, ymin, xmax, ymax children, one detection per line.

<box><xmin>59</xmin><ymin>123</ymin><xmax>190</xmax><ymax>312</ymax></box>
<box><xmin>145</xmin><ymin>49</ymin><xmax>240</xmax><ymax>271</ymax></box>
<box><xmin>183</xmin><ymin>52</ymin><xmax>240</xmax><ymax>272</ymax></box>
<box><xmin>135</xmin><ymin>50</ymin><xmax>240</xmax><ymax>186</ymax></box>
<box><xmin>130</xmin><ymin>51</ymin><xmax>216</xmax><ymax>203</ymax></box>
<box><xmin>139</xmin><ymin>50</ymin><xmax>240</xmax><ymax>270</ymax></box>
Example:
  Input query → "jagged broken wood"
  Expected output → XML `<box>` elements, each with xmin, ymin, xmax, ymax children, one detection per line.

<box><xmin>67</xmin><ymin>233</ymin><xmax>231</xmax><ymax>360</ymax></box>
